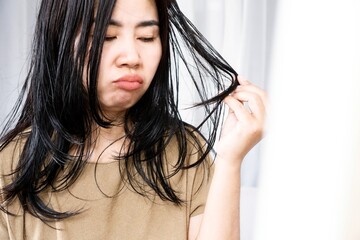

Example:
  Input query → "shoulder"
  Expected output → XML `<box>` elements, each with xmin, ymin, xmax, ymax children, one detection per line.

<box><xmin>166</xmin><ymin>124</ymin><xmax>209</xmax><ymax>155</ymax></box>
<box><xmin>164</xmin><ymin>124</ymin><xmax>214</xmax><ymax>171</ymax></box>
<box><xmin>0</xmin><ymin>128</ymin><xmax>31</xmax><ymax>176</ymax></box>
<box><xmin>163</xmin><ymin>125</ymin><xmax>214</xmax><ymax>202</ymax></box>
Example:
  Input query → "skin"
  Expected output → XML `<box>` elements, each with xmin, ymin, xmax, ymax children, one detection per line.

<box><xmin>92</xmin><ymin>0</ymin><xmax>267</xmax><ymax>239</ymax></box>
<box><xmin>95</xmin><ymin>0</ymin><xmax>162</xmax><ymax>121</ymax></box>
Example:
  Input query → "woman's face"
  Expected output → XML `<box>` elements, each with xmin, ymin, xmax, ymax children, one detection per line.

<box><xmin>95</xmin><ymin>0</ymin><xmax>162</xmax><ymax>120</ymax></box>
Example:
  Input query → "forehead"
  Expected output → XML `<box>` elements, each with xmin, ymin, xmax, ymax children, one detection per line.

<box><xmin>111</xmin><ymin>0</ymin><xmax>159</xmax><ymax>21</ymax></box>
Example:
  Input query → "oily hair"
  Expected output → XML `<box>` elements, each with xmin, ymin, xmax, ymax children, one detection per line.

<box><xmin>0</xmin><ymin>0</ymin><xmax>238</xmax><ymax>221</ymax></box>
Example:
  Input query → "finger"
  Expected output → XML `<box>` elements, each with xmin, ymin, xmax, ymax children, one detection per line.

<box><xmin>224</xmin><ymin>96</ymin><xmax>253</xmax><ymax>121</ymax></box>
<box><xmin>231</xmin><ymin>91</ymin><xmax>266</xmax><ymax>119</ymax></box>
<box><xmin>234</xmin><ymin>85</ymin><xmax>267</xmax><ymax>109</ymax></box>
<box><xmin>237</xmin><ymin>76</ymin><xmax>251</xmax><ymax>86</ymax></box>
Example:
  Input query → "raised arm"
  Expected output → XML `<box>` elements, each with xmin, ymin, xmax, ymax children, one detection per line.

<box><xmin>189</xmin><ymin>76</ymin><xmax>267</xmax><ymax>240</ymax></box>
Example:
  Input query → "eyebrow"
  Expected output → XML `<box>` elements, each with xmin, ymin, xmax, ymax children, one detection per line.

<box><xmin>108</xmin><ymin>19</ymin><xmax>159</xmax><ymax>28</ymax></box>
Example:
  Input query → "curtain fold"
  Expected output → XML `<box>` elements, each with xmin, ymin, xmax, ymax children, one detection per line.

<box><xmin>178</xmin><ymin>0</ymin><xmax>273</xmax><ymax>187</ymax></box>
<box><xmin>0</xmin><ymin>1</ymin><xmax>39</xmax><ymax>126</ymax></box>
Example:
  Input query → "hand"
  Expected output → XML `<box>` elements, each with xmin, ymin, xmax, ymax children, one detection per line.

<box><xmin>216</xmin><ymin>76</ymin><xmax>267</xmax><ymax>165</ymax></box>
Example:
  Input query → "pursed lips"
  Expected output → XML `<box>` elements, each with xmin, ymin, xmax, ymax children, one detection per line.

<box><xmin>112</xmin><ymin>74</ymin><xmax>144</xmax><ymax>91</ymax></box>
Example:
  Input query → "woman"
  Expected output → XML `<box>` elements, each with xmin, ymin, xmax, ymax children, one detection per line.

<box><xmin>0</xmin><ymin>0</ymin><xmax>266</xmax><ymax>239</ymax></box>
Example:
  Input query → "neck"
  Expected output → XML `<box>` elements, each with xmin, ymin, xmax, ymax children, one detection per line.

<box><xmin>87</xmin><ymin>123</ymin><xmax>129</xmax><ymax>163</ymax></box>
<box><xmin>96</xmin><ymin>124</ymin><xmax>126</xmax><ymax>142</ymax></box>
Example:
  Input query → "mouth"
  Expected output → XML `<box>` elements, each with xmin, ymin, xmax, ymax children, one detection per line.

<box><xmin>113</xmin><ymin>74</ymin><xmax>144</xmax><ymax>91</ymax></box>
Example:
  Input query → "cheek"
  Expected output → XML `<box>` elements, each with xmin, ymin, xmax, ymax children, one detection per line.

<box><xmin>96</xmin><ymin>52</ymin><xmax>111</xmax><ymax>85</ymax></box>
<box><xmin>147</xmin><ymin>44</ymin><xmax>162</xmax><ymax>73</ymax></box>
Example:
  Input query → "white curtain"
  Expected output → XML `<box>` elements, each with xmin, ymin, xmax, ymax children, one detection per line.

<box><xmin>0</xmin><ymin>0</ymin><xmax>40</xmax><ymax>126</ymax></box>
<box><xmin>178</xmin><ymin>0</ymin><xmax>275</xmax><ymax>188</ymax></box>
<box><xmin>177</xmin><ymin>1</ymin><xmax>274</xmax><ymax>239</ymax></box>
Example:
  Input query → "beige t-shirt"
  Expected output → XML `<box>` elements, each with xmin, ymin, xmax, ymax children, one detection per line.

<box><xmin>0</xmin><ymin>133</ymin><xmax>213</xmax><ymax>240</ymax></box>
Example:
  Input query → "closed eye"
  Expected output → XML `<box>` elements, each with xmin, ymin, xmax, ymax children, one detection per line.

<box><xmin>138</xmin><ymin>37</ymin><xmax>155</xmax><ymax>42</ymax></box>
<box><xmin>105</xmin><ymin>36</ymin><xmax>117</xmax><ymax>41</ymax></box>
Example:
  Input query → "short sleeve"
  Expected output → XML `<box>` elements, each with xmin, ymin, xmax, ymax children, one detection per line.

<box><xmin>0</xmin><ymin>135</ymin><xmax>27</xmax><ymax>239</ymax></box>
<box><xmin>189</xmin><ymin>154</ymin><xmax>214</xmax><ymax>217</ymax></box>
<box><xmin>0</xmin><ymin>149</ymin><xmax>10</xmax><ymax>239</ymax></box>
<box><xmin>0</xmin><ymin>212</ymin><xmax>8</xmax><ymax>239</ymax></box>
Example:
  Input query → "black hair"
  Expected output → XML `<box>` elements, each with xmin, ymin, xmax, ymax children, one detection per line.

<box><xmin>0</xmin><ymin>0</ymin><xmax>238</xmax><ymax>221</ymax></box>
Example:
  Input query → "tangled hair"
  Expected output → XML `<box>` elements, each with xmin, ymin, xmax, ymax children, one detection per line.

<box><xmin>0</xmin><ymin>0</ymin><xmax>238</xmax><ymax>221</ymax></box>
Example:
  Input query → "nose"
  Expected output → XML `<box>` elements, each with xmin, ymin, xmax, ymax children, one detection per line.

<box><xmin>114</xmin><ymin>37</ymin><xmax>140</xmax><ymax>69</ymax></box>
